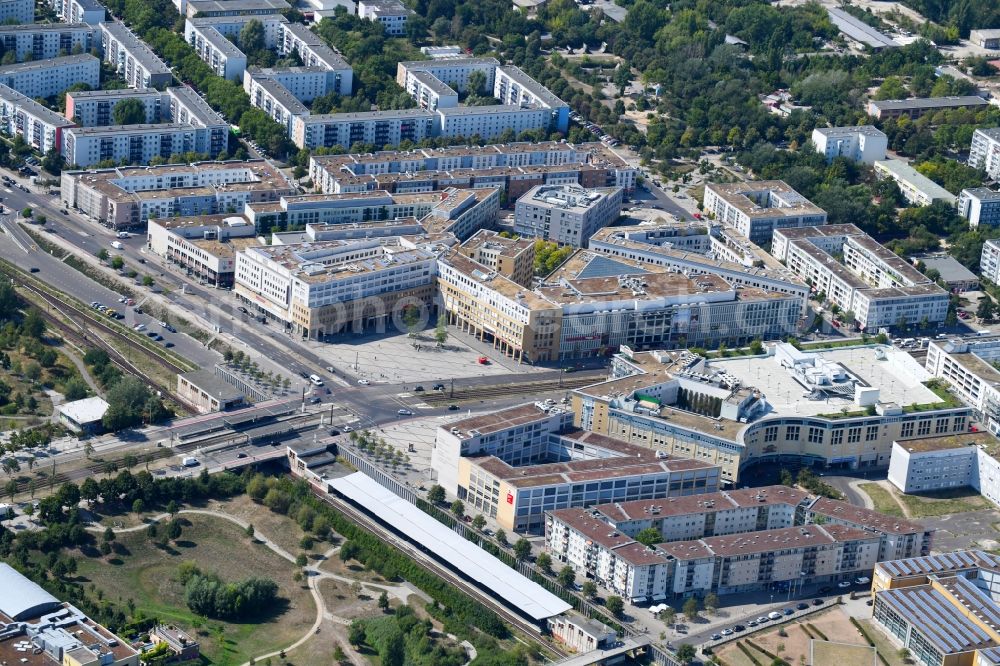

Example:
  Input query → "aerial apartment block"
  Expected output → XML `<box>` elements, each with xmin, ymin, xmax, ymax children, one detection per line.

<box><xmin>702</xmin><ymin>180</ymin><xmax>827</xmax><ymax>244</ymax></box>
<box><xmin>437</xmin><ymin>249</ymin><xmax>803</xmax><ymax>364</ymax></box>
<box><xmin>242</xmin><ymin>186</ymin><xmax>500</xmax><ymax>240</ymax></box>
<box><xmin>959</xmin><ymin>187</ymin><xmax>1000</xmax><ymax>228</ymax></box>
<box><xmin>276</xmin><ymin>23</ymin><xmax>352</xmax><ymax>95</ymax></box>
<box><xmin>874</xmin><ymin>159</ymin><xmax>957</xmax><ymax>207</ymax></box>
<box><xmin>772</xmin><ymin>224</ymin><xmax>950</xmax><ymax>330</ymax></box>
<box><xmin>60</xmin><ymin>159</ymin><xmax>294</xmax><ymax>230</ymax></box>
<box><xmin>244</xmin><ymin>71</ymin><xmax>309</xmax><ymax>133</ymax></box>
<box><xmin>545</xmin><ymin>485</ymin><xmax>929</xmax><ymax>601</ymax></box>
<box><xmin>309</xmin><ymin>141</ymin><xmax>636</xmax><ymax>197</ymax></box>
<box><xmin>924</xmin><ymin>336</ymin><xmax>1000</xmax><ymax>436</ymax></box>
<box><xmin>182</xmin><ymin>0</ymin><xmax>289</xmax><ymax>18</ymax></box>
<box><xmin>234</xmin><ymin>236</ymin><xmax>447</xmax><ymax>337</ymax></box>
<box><xmin>0</xmin><ymin>54</ymin><xmax>99</xmax><ymax>99</ymax></box>
<box><xmin>866</xmin><ymin>95</ymin><xmax>989</xmax><ymax>120</ymax></box>
<box><xmin>48</xmin><ymin>0</ymin><xmax>104</xmax><ymax>23</ymax></box>
<box><xmin>969</xmin><ymin>127</ymin><xmax>1000</xmax><ymax>181</ymax></box>
<box><xmin>0</xmin><ymin>0</ymin><xmax>32</xmax><ymax>24</ymax></box>
<box><xmin>431</xmin><ymin>403</ymin><xmax>721</xmax><ymax>532</ymax></box>
<box><xmin>65</xmin><ymin>88</ymin><xmax>163</xmax><ymax>126</ymax></box>
<box><xmin>571</xmin><ymin>344</ymin><xmax>971</xmax><ymax>485</ymax></box>
<box><xmin>292</xmin><ymin>108</ymin><xmax>435</xmax><ymax>151</ymax></box>
<box><xmin>513</xmin><ymin>183</ymin><xmax>624</xmax><ymax>246</ymax></box>
<box><xmin>811</xmin><ymin>125</ymin><xmax>887</xmax><ymax>164</ymax></box>
<box><xmin>0</xmin><ymin>83</ymin><xmax>74</xmax><ymax>153</ymax></box>
<box><xmin>455</xmin><ymin>229</ymin><xmax>535</xmax><ymax>287</ymax></box>
<box><xmin>63</xmin><ymin>123</ymin><xmax>219</xmax><ymax>168</ymax></box>
<box><xmin>888</xmin><ymin>432</ymin><xmax>1000</xmax><ymax>513</ymax></box>
<box><xmin>185</xmin><ymin>15</ymin><xmax>288</xmax><ymax>81</ymax></box>
<box><xmin>0</xmin><ymin>23</ymin><xmax>98</xmax><ymax>62</ymax></box>
<box><xmin>588</xmin><ymin>223</ymin><xmax>809</xmax><ymax>303</ymax></box>
<box><xmin>358</xmin><ymin>0</ymin><xmax>410</xmax><ymax>35</ymax></box>
<box><xmin>99</xmin><ymin>22</ymin><xmax>173</xmax><ymax>89</ymax></box>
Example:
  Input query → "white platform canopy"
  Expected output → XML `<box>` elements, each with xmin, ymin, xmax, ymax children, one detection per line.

<box><xmin>328</xmin><ymin>472</ymin><xmax>572</xmax><ymax>622</ymax></box>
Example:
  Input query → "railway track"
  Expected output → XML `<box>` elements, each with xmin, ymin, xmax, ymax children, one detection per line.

<box><xmin>313</xmin><ymin>487</ymin><xmax>569</xmax><ymax>660</ymax></box>
<box><xmin>422</xmin><ymin>374</ymin><xmax>603</xmax><ymax>404</ymax></box>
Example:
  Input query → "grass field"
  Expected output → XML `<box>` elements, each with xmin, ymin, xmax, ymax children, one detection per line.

<box><xmin>858</xmin><ymin>483</ymin><xmax>904</xmax><ymax>518</ymax></box>
<box><xmin>811</xmin><ymin>640</ymin><xmax>876</xmax><ymax>665</ymax></box>
<box><xmin>896</xmin><ymin>487</ymin><xmax>992</xmax><ymax>518</ymax></box>
<box><xmin>73</xmin><ymin>513</ymin><xmax>315</xmax><ymax>666</ymax></box>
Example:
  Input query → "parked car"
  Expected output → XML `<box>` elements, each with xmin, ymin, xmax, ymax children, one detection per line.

<box><xmin>812</xmin><ymin>599</ymin><xmax>824</xmax><ymax>606</ymax></box>
<box><xmin>448</xmin><ymin>404</ymin><xmax>459</xmax><ymax>410</ymax></box>
<box><xmin>358</xmin><ymin>379</ymin><xmax>370</xmax><ymax>385</ymax></box>
<box><xmin>796</xmin><ymin>602</ymin><xmax>809</xmax><ymax>610</ymax></box>
<box><xmin>837</xmin><ymin>581</ymin><xmax>852</xmax><ymax>589</ymax></box>
<box><xmin>720</xmin><ymin>629</ymin><xmax>732</xmax><ymax>637</ymax></box>
<box><xmin>397</xmin><ymin>409</ymin><xmax>413</xmax><ymax>416</ymax></box>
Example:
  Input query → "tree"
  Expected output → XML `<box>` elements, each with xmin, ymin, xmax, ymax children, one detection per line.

<box><xmin>471</xmin><ymin>514</ymin><xmax>486</xmax><ymax>530</ymax></box>
<box><xmin>557</xmin><ymin>565</ymin><xmax>575</xmax><ymax>588</ymax></box>
<box><xmin>167</xmin><ymin>518</ymin><xmax>182</xmax><ymax>542</ymax></box>
<box><xmin>704</xmin><ymin>592</ymin><xmax>719</xmax><ymax>615</ymax></box>
<box><xmin>495</xmin><ymin>528</ymin><xmax>508</xmax><ymax>547</ymax></box>
<box><xmin>166</xmin><ymin>500</ymin><xmax>178</xmax><ymax>517</ymax></box>
<box><xmin>63</xmin><ymin>377</ymin><xmax>88</xmax><ymax>401</ymax></box>
<box><xmin>978</xmin><ymin>298</ymin><xmax>996</xmax><ymax>322</ymax></box>
<box><xmin>898</xmin><ymin>648</ymin><xmax>911</xmax><ymax>663</ymax></box>
<box><xmin>402</xmin><ymin>304</ymin><xmax>421</xmax><ymax>336</ymax></box>
<box><xmin>239</xmin><ymin>19</ymin><xmax>266</xmax><ymax>55</ymax></box>
<box><xmin>606</xmin><ymin>595</ymin><xmax>624</xmax><ymax>618</ymax></box>
<box><xmin>749</xmin><ymin>338</ymin><xmax>764</xmax><ymax>355</ymax></box>
<box><xmin>132</xmin><ymin>498</ymin><xmax>144</xmax><ymax>515</ymax></box>
<box><xmin>112</xmin><ymin>98</ymin><xmax>147</xmax><ymax>125</ymax></box>
<box><xmin>110</xmin><ymin>255</ymin><xmax>124</xmax><ymax>270</ymax></box>
<box><xmin>23</xmin><ymin>361</ymin><xmax>41</xmax><ymax>382</ymax></box>
<box><xmin>661</xmin><ymin>605</ymin><xmax>676</xmax><ymax>627</ymax></box>
<box><xmin>295</xmin><ymin>552</ymin><xmax>307</xmax><ymax>566</ymax></box>
<box><xmin>683</xmin><ymin>596</ymin><xmax>700</xmax><ymax>621</ymax></box>
<box><xmin>20</xmin><ymin>207</ymin><xmax>30</xmax><ymax>218</ymax></box>
<box><xmin>450</xmin><ymin>499</ymin><xmax>465</xmax><ymax>518</ymax></box>
<box><xmin>581</xmin><ymin>581</ymin><xmax>597</xmax><ymax>599</ymax></box>
<box><xmin>434</xmin><ymin>312</ymin><xmax>448</xmax><ymax>345</ymax></box>
<box><xmin>142</xmin><ymin>275</ymin><xmax>154</xmax><ymax>287</ymax></box>
<box><xmin>378</xmin><ymin>590</ymin><xmax>389</xmax><ymax>611</ymax></box>
<box><xmin>536</xmin><ymin>552</ymin><xmax>552</xmax><ymax>573</ymax></box>
<box><xmin>513</xmin><ymin>537</ymin><xmax>531</xmax><ymax>561</ymax></box>
<box><xmin>676</xmin><ymin>644</ymin><xmax>696</xmax><ymax>665</ymax></box>
<box><xmin>246</xmin><ymin>523</ymin><xmax>255</xmax><ymax>539</ymax></box>
<box><xmin>41</xmin><ymin>146</ymin><xmax>64</xmax><ymax>175</ymax></box>
<box><xmin>103</xmin><ymin>526</ymin><xmax>115</xmax><ymax>543</ymax></box>
<box><xmin>97</xmin><ymin>248</ymin><xmax>109</xmax><ymax>262</ymax></box>
<box><xmin>468</xmin><ymin>70</ymin><xmax>487</xmax><ymax>95</ymax></box>
<box><xmin>635</xmin><ymin>527</ymin><xmax>662</xmax><ymax>547</ymax></box>
<box><xmin>427</xmin><ymin>484</ymin><xmax>445</xmax><ymax>503</ymax></box>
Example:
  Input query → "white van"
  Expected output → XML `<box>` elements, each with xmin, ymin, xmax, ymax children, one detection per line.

<box><xmin>309</xmin><ymin>374</ymin><xmax>324</xmax><ymax>386</ymax></box>
<box><xmin>182</xmin><ymin>456</ymin><xmax>199</xmax><ymax>467</ymax></box>
<box><xmin>111</xmin><ymin>241</ymin><xmax>124</xmax><ymax>250</ymax></box>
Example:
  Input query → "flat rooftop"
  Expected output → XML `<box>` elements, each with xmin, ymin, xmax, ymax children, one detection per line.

<box><xmin>706</xmin><ymin>180</ymin><xmax>825</xmax><ymax>218</ymax></box>
<box><xmin>594</xmin><ymin>485</ymin><xmax>810</xmax><ymax>523</ymax></box>
<box><xmin>869</xmin><ymin>95</ymin><xmax>989</xmax><ymax>111</ymax></box>
<box><xmin>709</xmin><ymin>346</ymin><xmax>940</xmax><ymax>417</ymax></box>
<box><xmin>449</xmin><ymin>402</ymin><xmax>553</xmax><ymax>438</ymax></box>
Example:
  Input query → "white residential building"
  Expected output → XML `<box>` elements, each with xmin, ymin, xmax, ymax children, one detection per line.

<box><xmin>888</xmin><ymin>432</ymin><xmax>1000</xmax><ymax>511</ymax></box>
<box><xmin>969</xmin><ymin>127</ymin><xmax>1000</xmax><ymax>181</ymax></box>
<box><xmin>183</xmin><ymin>0</ymin><xmax>289</xmax><ymax>18</ymax></box>
<box><xmin>437</xmin><ymin>104</ymin><xmax>553</xmax><ymax>142</ymax></box>
<box><xmin>703</xmin><ymin>180</ymin><xmax>827</xmax><ymax>244</ymax></box>
<box><xmin>874</xmin><ymin>159</ymin><xmax>957</xmax><ymax>207</ymax></box>
<box><xmin>184</xmin><ymin>18</ymin><xmax>250</xmax><ymax>81</ymax></box>
<box><xmin>0</xmin><ymin>54</ymin><xmax>99</xmax><ymax>99</ymax></box>
<box><xmin>925</xmin><ymin>337</ymin><xmax>1000</xmax><ymax>436</ymax></box>
<box><xmin>811</xmin><ymin>125</ymin><xmax>887</xmax><ymax>164</ymax></box>
<box><xmin>983</xmin><ymin>239</ymin><xmax>1000</xmax><ymax>285</ymax></box>
<box><xmin>513</xmin><ymin>183</ymin><xmax>623</xmax><ymax>246</ymax></box>
<box><xmin>0</xmin><ymin>0</ymin><xmax>32</xmax><ymax>24</ymax></box>
<box><xmin>404</xmin><ymin>69</ymin><xmax>458</xmax><ymax>111</ymax></box>
<box><xmin>0</xmin><ymin>23</ymin><xmax>98</xmax><ymax>62</ymax></box>
<box><xmin>244</xmin><ymin>71</ymin><xmax>309</xmax><ymax>134</ymax></box>
<box><xmin>292</xmin><ymin>108</ymin><xmax>435</xmax><ymax>150</ymax></box>
<box><xmin>357</xmin><ymin>0</ymin><xmax>409</xmax><ymax>36</ymax></box>
<box><xmin>276</xmin><ymin>22</ymin><xmax>352</xmax><ymax>96</ymax></box>
<box><xmin>165</xmin><ymin>85</ymin><xmax>229</xmax><ymax>156</ymax></box>
<box><xmin>100</xmin><ymin>22</ymin><xmax>173</xmax><ymax>89</ymax></box>
<box><xmin>0</xmin><ymin>83</ymin><xmax>74</xmax><ymax>152</ymax></box>
<box><xmin>49</xmin><ymin>0</ymin><xmax>104</xmax><ymax>23</ymax></box>
<box><xmin>65</xmin><ymin>88</ymin><xmax>163</xmax><ymax>126</ymax></box>
<box><xmin>63</xmin><ymin>124</ymin><xmax>210</xmax><ymax>167</ymax></box>
<box><xmin>959</xmin><ymin>187</ymin><xmax>1000</xmax><ymax>228</ymax></box>
<box><xmin>773</xmin><ymin>224</ymin><xmax>949</xmax><ymax>330</ymax></box>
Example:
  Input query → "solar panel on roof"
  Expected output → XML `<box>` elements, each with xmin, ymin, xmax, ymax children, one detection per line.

<box><xmin>576</xmin><ymin>255</ymin><xmax>648</xmax><ymax>280</ymax></box>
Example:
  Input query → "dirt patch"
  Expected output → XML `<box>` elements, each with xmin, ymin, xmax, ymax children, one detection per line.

<box><xmin>717</xmin><ymin>607</ymin><xmax>869</xmax><ymax>666</ymax></box>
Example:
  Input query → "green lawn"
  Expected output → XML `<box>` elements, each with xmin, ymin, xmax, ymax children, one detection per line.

<box><xmin>73</xmin><ymin>514</ymin><xmax>315</xmax><ymax>665</ymax></box>
<box><xmin>896</xmin><ymin>487</ymin><xmax>992</xmax><ymax>518</ymax></box>
<box><xmin>858</xmin><ymin>483</ymin><xmax>904</xmax><ymax>518</ymax></box>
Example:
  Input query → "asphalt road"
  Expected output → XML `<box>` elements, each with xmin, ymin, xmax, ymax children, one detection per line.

<box><xmin>0</xmin><ymin>214</ymin><xmax>217</xmax><ymax>367</ymax></box>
